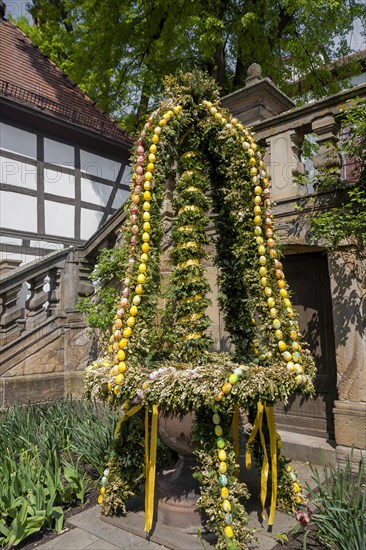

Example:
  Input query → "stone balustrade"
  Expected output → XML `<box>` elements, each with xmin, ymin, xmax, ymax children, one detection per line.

<box><xmin>248</xmin><ymin>84</ymin><xmax>366</xmax><ymax>203</ymax></box>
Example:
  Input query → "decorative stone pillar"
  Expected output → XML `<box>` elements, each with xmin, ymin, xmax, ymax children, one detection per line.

<box><xmin>312</xmin><ymin>114</ymin><xmax>341</xmax><ymax>169</ymax></box>
<box><xmin>328</xmin><ymin>249</ymin><xmax>366</xmax><ymax>454</ymax></box>
<box><xmin>266</xmin><ymin>128</ymin><xmax>305</xmax><ymax>201</ymax></box>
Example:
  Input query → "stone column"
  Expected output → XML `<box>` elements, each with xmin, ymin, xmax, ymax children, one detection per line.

<box><xmin>328</xmin><ymin>249</ymin><xmax>366</xmax><ymax>460</ymax></box>
<box><xmin>312</xmin><ymin>114</ymin><xmax>341</xmax><ymax>169</ymax></box>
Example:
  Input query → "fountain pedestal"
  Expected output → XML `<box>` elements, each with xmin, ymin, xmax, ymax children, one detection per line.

<box><xmin>156</xmin><ymin>412</ymin><xmax>202</xmax><ymax>530</ymax></box>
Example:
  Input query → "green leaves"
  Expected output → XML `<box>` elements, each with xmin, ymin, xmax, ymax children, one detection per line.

<box><xmin>296</xmin><ymin>98</ymin><xmax>366</xmax><ymax>250</ymax></box>
<box><xmin>0</xmin><ymin>399</ymin><xmax>119</xmax><ymax>547</ymax></box>
<box><xmin>304</xmin><ymin>449</ymin><xmax>366</xmax><ymax>550</ymax></box>
<box><xmin>16</xmin><ymin>0</ymin><xmax>366</xmax><ymax>129</ymax></box>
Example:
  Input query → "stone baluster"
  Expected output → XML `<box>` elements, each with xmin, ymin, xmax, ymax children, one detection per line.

<box><xmin>312</xmin><ymin>114</ymin><xmax>341</xmax><ymax>169</ymax></box>
<box><xmin>25</xmin><ymin>274</ymin><xmax>48</xmax><ymax>330</ymax></box>
<box><xmin>0</xmin><ymin>285</ymin><xmax>22</xmax><ymax>344</ymax></box>
<box><xmin>47</xmin><ymin>267</ymin><xmax>63</xmax><ymax>317</ymax></box>
<box><xmin>78</xmin><ymin>261</ymin><xmax>94</xmax><ymax>299</ymax></box>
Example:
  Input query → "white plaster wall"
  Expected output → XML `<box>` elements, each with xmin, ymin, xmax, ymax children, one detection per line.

<box><xmin>81</xmin><ymin>177</ymin><xmax>112</xmax><ymax>206</ymax></box>
<box><xmin>0</xmin><ymin>191</ymin><xmax>37</xmax><ymax>232</ymax></box>
<box><xmin>121</xmin><ymin>165</ymin><xmax>132</xmax><ymax>185</ymax></box>
<box><xmin>44</xmin><ymin>138</ymin><xmax>75</xmax><ymax>168</ymax></box>
<box><xmin>0</xmin><ymin>251</ymin><xmax>37</xmax><ymax>264</ymax></box>
<box><xmin>112</xmin><ymin>188</ymin><xmax>129</xmax><ymax>210</ymax></box>
<box><xmin>80</xmin><ymin>150</ymin><xmax>120</xmax><ymax>181</ymax></box>
<box><xmin>0</xmin><ymin>156</ymin><xmax>37</xmax><ymax>190</ymax></box>
<box><xmin>44</xmin><ymin>168</ymin><xmax>75</xmax><ymax>198</ymax></box>
<box><xmin>0</xmin><ymin>123</ymin><xmax>37</xmax><ymax>158</ymax></box>
<box><xmin>44</xmin><ymin>201</ymin><xmax>75</xmax><ymax>238</ymax></box>
<box><xmin>80</xmin><ymin>208</ymin><xmax>103</xmax><ymax>240</ymax></box>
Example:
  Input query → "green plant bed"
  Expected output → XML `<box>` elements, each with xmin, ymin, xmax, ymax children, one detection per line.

<box><xmin>0</xmin><ymin>399</ymin><xmax>119</xmax><ymax>548</ymax></box>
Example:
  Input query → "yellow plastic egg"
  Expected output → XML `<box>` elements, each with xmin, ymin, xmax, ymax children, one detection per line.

<box><xmin>141</xmin><ymin>242</ymin><xmax>150</xmax><ymax>253</ymax></box>
<box><xmin>278</xmin><ymin>341</ymin><xmax>287</xmax><ymax>352</ymax></box>
<box><xmin>222</xmin><ymin>500</ymin><xmax>231</xmax><ymax>512</ymax></box>
<box><xmin>221</xmin><ymin>487</ymin><xmax>229</xmax><ymax>499</ymax></box>
<box><xmin>222</xmin><ymin>382</ymin><xmax>232</xmax><ymax>394</ymax></box>
<box><xmin>151</xmin><ymin>134</ymin><xmax>159</xmax><ymax>144</ymax></box>
<box><xmin>142</xmin><ymin>232</ymin><xmax>150</xmax><ymax>242</ymax></box>
<box><xmin>127</xmin><ymin>316</ymin><xmax>135</xmax><ymax>327</ymax></box>
<box><xmin>135</xmin><ymin>284</ymin><xmax>144</xmax><ymax>295</ymax></box>
<box><xmin>137</xmin><ymin>273</ymin><xmax>146</xmax><ymax>284</ymax></box>
<box><xmin>218</xmin><ymin>449</ymin><xmax>227</xmax><ymax>461</ymax></box>
<box><xmin>123</xmin><ymin>327</ymin><xmax>132</xmax><ymax>338</ymax></box>
<box><xmin>225</xmin><ymin>525</ymin><xmax>234</xmax><ymax>538</ymax></box>
<box><xmin>118</xmin><ymin>362</ymin><xmax>126</xmax><ymax>372</ymax></box>
<box><xmin>119</xmin><ymin>338</ymin><xmax>128</xmax><ymax>348</ymax></box>
<box><xmin>143</xmin><ymin>222</ymin><xmax>150</xmax><ymax>232</ymax></box>
<box><xmin>130</xmin><ymin>305</ymin><xmax>138</xmax><ymax>316</ymax></box>
<box><xmin>115</xmin><ymin>374</ymin><xmax>124</xmax><ymax>384</ymax></box>
<box><xmin>143</xmin><ymin>211</ymin><xmax>150</xmax><ymax>221</ymax></box>
<box><xmin>117</xmin><ymin>349</ymin><xmax>125</xmax><ymax>361</ymax></box>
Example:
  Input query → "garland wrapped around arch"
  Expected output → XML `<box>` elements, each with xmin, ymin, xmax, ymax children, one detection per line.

<box><xmin>84</xmin><ymin>71</ymin><xmax>315</xmax><ymax>549</ymax></box>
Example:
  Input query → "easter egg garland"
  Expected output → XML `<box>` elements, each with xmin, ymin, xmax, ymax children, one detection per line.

<box><xmin>85</xmin><ymin>72</ymin><xmax>315</xmax><ymax>549</ymax></box>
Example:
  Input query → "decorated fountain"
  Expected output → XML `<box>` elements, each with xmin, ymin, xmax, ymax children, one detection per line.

<box><xmin>85</xmin><ymin>72</ymin><xmax>315</xmax><ymax>549</ymax></box>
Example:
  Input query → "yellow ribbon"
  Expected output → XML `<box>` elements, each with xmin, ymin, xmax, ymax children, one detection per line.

<box><xmin>245</xmin><ymin>402</ymin><xmax>278</xmax><ymax>525</ymax></box>
<box><xmin>232</xmin><ymin>403</ymin><xmax>240</xmax><ymax>478</ymax></box>
<box><xmin>180</xmin><ymin>170</ymin><xmax>194</xmax><ymax>179</ymax></box>
<box><xmin>265</xmin><ymin>405</ymin><xmax>278</xmax><ymax>526</ymax></box>
<box><xmin>178</xmin><ymin>205</ymin><xmax>203</xmax><ymax>215</ymax></box>
<box><xmin>178</xmin><ymin>293</ymin><xmax>202</xmax><ymax>305</ymax></box>
<box><xmin>177</xmin><ymin>241</ymin><xmax>201</xmax><ymax>249</ymax></box>
<box><xmin>245</xmin><ymin>402</ymin><xmax>269</xmax><ymax>521</ymax></box>
<box><xmin>114</xmin><ymin>404</ymin><xmax>142</xmax><ymax>438</ymax></box>
<box><xmin>182</xmin><ymin>332</ymin><xmax>203</xmax><ymax>340</ymax></box>
<box><xmin>178</xmin><ymin>224</ymin><xmax>199</xmax><ymax>232</ymax></box>
<box><xmin>177</xmin><ymin>258</ymin><xmax>200</xmax><ymax>269</ymax></box>
<box><xmin>180</xmin><ymin>151</ymin><xmax>197</xmax><ymax>160</ymax></box>
<box><xmin>178</xmin><ymin>312</ymin><xmax>203</xmax><ymax>323</ymax></box>
<box><xmin>144</xmin><ymin>404</ymin><xmax>159</xmax><ymax>533</ymax></box>
<box><xmin>186</xmin><ymin>186</ymin><xmax>203</xmax><ymax>193</ymax></box>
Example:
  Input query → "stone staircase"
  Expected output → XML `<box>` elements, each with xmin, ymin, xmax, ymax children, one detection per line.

<box><xmin>0</xmin><ymin>209</ymin><xmax>126</xmax><ymax>407</ymax></box>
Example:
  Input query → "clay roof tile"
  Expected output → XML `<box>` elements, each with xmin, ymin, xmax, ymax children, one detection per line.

<box><xmin>0</xmin><ymin>19</ymin><xmax>132</xmax><ymax>144</ymax></box>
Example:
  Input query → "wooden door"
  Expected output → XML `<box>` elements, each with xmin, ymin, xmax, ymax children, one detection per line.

<box><xmin>275</xmin><ymin>252</ymin><xmax>337</xmax><ymax>440</ymax></box>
